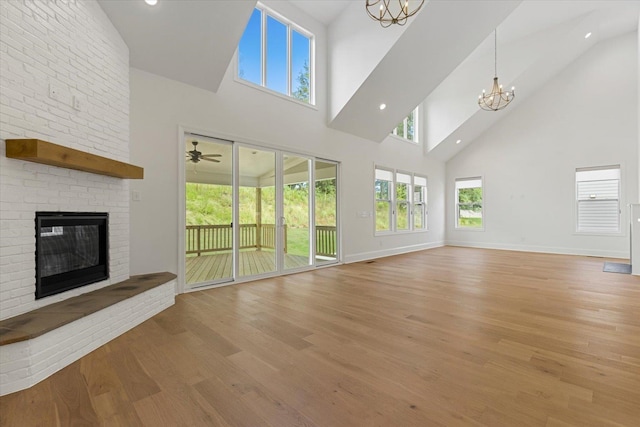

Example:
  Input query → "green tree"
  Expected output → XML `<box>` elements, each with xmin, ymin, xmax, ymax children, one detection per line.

<box><xmin>406</xmin><ymin>111</ymin><xmax>415</xmax><ymax>140</ymax></box>
<box><xmin>458</xmin><ymin>188</ymin><xmax>482</xmax><ymax>204</ymax></box>
<box><xmin>292</xmin><ymin>61</ymin><xmax>310</xmax><ymax>102</ymax></box>
<box><xmin>316</xmin><ymin>179</ymin><xmax>335</xmax><ymax>195</ymax></box>
<box><xmin>394</xmin><ymin>110</ymin><xmax>415</xmax><ymax>140</ymax></box>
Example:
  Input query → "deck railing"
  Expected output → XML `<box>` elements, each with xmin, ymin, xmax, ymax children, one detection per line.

<box><xmin>187</xmin><ymin>224</ymin><xmax>277</xmax><ymax>255</ymax></box>
<box><xmin>316</xmin><ymin>226</ymin><xmax>337</xmax><ymax>257</ymax></box>
<box><xmin>186</xmin><ymin>224</ymin><xmax>337</xmax><ymax>257</ymax></box>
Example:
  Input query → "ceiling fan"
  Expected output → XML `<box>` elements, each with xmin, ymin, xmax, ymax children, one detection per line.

<box><xmin>186</xmin><ymin>141</ymin><xmax>222</xmax><ymax>163</ymax></box>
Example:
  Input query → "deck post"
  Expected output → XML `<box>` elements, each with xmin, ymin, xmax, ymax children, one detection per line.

<box><xmin>284</xmin><ymin>225</ymin><xmax>287</xmax><ymax>253</ymax></box>
<box><xmin>197</xmin><ymin>226</ymin><xmax>201</xmax><ymax>256</ymax></box>
<box><xmin>256</xmin><ymin>187</ymin><xmax>262</xmax><ymax>251</ymax></box>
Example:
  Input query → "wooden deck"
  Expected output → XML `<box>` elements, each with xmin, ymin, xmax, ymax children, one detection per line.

<box><xmin>186</xmin><ymin>250</ymin><xmax>309</xmax><ymax>284</ymax></box>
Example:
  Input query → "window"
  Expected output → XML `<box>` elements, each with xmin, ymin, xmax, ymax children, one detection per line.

<box><xmin>455</xmin><ymin>177</ymin><xmax>483</xmax><ymax>229</ymax></box>
<box><xmin>576</xmin><ymin>165</ymin><xmax>621</xmax><ymax>233</ymax></box>
<box><xmin>375</xmin><ymin>167</ymin><xmax>428</xmax><ymax>233</ymax></box>
<box><xmin>375</xmin><ymin>168</ymin><xmax>393</xmax><ymax>232</ymax></box>
<box><xmin>396</xmin><ymin>172</ymin><xmax>411</xmax><ymax>231</ymax></box>
<box><xmin>391</xmin><ymin>107</ymin><xmax>419</xmax><ymax>142</ymax></box>
<box><xmin>413</xmin><ymin>176</ymin><xmax>427</xmax><ymax>230</ymax></box>
<box><xmin>238</xmin><ymin>5</ymin><xmax>314</xmax><ymax>104</ymax></box>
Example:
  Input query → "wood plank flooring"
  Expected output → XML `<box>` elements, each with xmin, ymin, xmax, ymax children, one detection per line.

<box><xmin>186</xmin><ymin>251</ymin><xmax>310</xmax><ymax>284</ymax></box>
<box><xmin>2</xmin><ymin>247</ymin><xmax>639</xmax><ymax>426</ymax></box>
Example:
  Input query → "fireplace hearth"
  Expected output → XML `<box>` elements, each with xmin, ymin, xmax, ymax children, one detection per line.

<box><xmin>35</xmin><ymin>212</ymin><xmax>108</xmax><ymax>299</ymax></box>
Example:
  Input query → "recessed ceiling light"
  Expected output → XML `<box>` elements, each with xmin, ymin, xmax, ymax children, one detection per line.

<box><xmin>584</xmin><ymin>32</ymin><xmax>592</xmax><ymax>39</ymax></box>
<box><xmin>456</xmin><ymin>139</ymin><xmax>461</xmax><ymax>144</ymax></box>
<box><xmin>379</xmin><ymin>103</ymin><xmax>386</xmax><ymax>110</ymax></box>
<box><xmin>145</xmin><ymin>0</ymin><xmax>158</xmax><ymax>5</ymax></box>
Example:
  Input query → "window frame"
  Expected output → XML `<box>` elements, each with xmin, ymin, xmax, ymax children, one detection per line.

<box><xmin>395</xmin><ymin>171</ymin><xmax>412</xmax><ymax>231</ymax></box>
<box><xmin>575</xmin><ymin>165</ymin><xmax>622</xmax><ymax>235</ymax></box>
<box><xmin>413</xmin><ymin>175</ymin><xmax>428</xmax><ymax>231</ymax></box>
<box><xmin>375</xmin><ymin>166</ymin><xmax>394</xmax><ymax>234</ymax></box>
<box><xmin>455</xmin><ymin>177</ymin><xmax>484</xmax><ymax>231</ymax></box>
<box><xmin>236</xmin><ymin>3</ymin><xmax>315</xmax><ymax>106</ymax></box>
<box><xmin>391</xmin><ymin>107</ymin><xmax>419</xmax><ymax>143</ymax></box>
<box><xmin>374</xmin><ymin>165</ymin><xmax>428</xmax><ymax>235</ymax></box>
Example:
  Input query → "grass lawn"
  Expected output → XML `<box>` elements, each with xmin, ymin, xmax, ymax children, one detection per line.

<box><xmin>286</xmin><ymin>227</ymin><xmax>310</xmax><ymax>256</ymax></box>
<box><xmin>458</xmin><ymin>218</ymin><xmax>483</xmax><ymax>227</ymax></box>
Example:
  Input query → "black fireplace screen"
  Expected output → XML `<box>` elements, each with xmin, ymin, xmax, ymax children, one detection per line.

<box><xmin>35</xmin><ymin>212</ymin><xmax>108</xmax><ymax>299</ymax></box>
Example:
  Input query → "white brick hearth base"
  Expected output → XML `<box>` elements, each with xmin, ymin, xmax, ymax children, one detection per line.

<box><xmin>0</xmin><ymin>280</ymin><xmax>175</xmax><ymax>396</ymax></box>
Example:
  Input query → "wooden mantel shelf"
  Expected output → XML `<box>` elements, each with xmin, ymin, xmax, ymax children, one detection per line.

<box><xmin>5</xmin><ymin>139</ymin><xmax>144</xmax><ymax>179</ymax></box>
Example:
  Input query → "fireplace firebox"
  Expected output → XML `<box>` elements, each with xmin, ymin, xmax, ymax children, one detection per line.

<box><xmin>35</xmin><ymin>212</ymin><xmax>108</xmax><ymax>299</ymax></box>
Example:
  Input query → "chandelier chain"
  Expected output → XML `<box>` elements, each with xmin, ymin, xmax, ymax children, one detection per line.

<box><xmin>494</xmin><ymin>29</ymin><xmax>498</xmax><ymax>78</ymax></box>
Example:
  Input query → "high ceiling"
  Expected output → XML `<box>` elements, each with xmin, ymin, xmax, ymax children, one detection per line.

<box><xmin>288</xmin><ymin>0</ymin><xmax>351</xmax><ymax>25</ymax></box>
<box><xmin>98</xmin><ymin>0</ymin><xmax>639</xmax><ymax>161</ymax></box>
<box><xmin>98</xmin><ymin>0</ymin><xmax>256</xmax><ymax>93</ymax></box>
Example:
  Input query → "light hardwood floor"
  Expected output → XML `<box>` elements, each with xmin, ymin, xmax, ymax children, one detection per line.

<box><xmin>2</xmin><ymin>247</ymin><xmax>639</xmax><ymax>426</ymax></box>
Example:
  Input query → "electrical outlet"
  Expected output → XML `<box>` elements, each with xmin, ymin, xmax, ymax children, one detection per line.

<box><xmin>131</xmin><ymin>190</ymin><xmax>141</xmax><ymax>201</ymax></box>
<box><xmin>72</xmin><ymin>95</ymin><xmax>81</xmax><ymax>111</ymax></box>
<box><xmin>49</xmin><ymin>84</ymin><xmax>61</xmax><ymax>100</ymax></box>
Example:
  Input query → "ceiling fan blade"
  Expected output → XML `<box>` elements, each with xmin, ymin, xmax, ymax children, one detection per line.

<box><xmin>200</xmin><ymin>154</ymin><xmax>222</xmax><ymax>158</ymax></box>
<box><xmin>201</xmin><ymin>158</ymin><xmax>220</xmax><ymax>163</ymax></box>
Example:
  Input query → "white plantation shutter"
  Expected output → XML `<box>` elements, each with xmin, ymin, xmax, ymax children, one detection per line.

<box><xmin>456</xmin><ymin>178</ymin><xmax>482</xmax><ymax>190</ymax></box>
<box><xmin>375</xmin><ymin>168</ymin><xmax>393</xmax><ymax>182</ymax></box>
<box><xmin>576</xmin><ymin>166</ymin><xmax>620</xmax><ymax>233</ymax></box>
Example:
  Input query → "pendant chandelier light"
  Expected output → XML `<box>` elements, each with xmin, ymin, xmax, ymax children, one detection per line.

<box><xmin>366</xmin><ymin>0</ymin><xmax>425</xmax><ymax>28</ymax></box>
<box><xmin>478</xmin><ymin>29</ymin><xmax>515</xmax><ymax>111</ymax></box>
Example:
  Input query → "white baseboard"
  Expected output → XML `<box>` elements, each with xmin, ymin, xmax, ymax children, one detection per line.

<box><xmin>344</xmin><ymin>241</ymin><xmax>445</xmax><ymax>264</ymax></box>
<box><xmin>445</xmin><ymin>240</ymin><xmax>629</xmax><ymax>260</ymax></box>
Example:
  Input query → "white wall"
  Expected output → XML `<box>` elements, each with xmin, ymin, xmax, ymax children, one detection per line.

<box><xmin>129</xmin><ymin>1</ymin><xmax>446</xmax><ymax>282</ymax></box>
<box><xmin>445</xmin><ymin>33</ymin><xmax>638</xmax><ymax>258</ymax></box>
<box><xmin>0</xmin><ymin>0</ymin><xmax>131</xmax><ymax>319</ymax></box>
<box><xmin>327</xmin><ymin>1</ymin><xmax>407</xmax><ymax>121</ymax></box>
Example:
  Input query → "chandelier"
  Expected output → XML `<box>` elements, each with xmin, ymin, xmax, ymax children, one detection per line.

<box><xmin>478</xmin><ymin>29</ymin><xmax>515</xmax><ymax>111</ymax></box>
<box><xmin>365</xmin><ymin>0</ymin><xmax>425</xmax><ymax>28</ymax></box>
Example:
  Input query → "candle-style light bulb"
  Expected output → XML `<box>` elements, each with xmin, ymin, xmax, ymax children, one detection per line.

<box><xmin>380</xmin><ymin>4</ymin><xmax>383</xmax><ymax>19</ymax></box>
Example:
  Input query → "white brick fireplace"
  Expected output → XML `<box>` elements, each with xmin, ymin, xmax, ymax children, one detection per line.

<box><xmin>0</xmin><ymin>0</ymin><xmax>174</xmax><ymax>395</ymax></box>
<box><xmin>1</xmin><ymin>0</ymin><xmax>130</xmax><ymax>318</ymax></box>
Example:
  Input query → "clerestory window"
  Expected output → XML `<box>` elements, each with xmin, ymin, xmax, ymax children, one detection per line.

<box><xmin>391</xmin><ymin>107</ymin><xmax>419</xmax><ymax>143</ymax></box>
<box><xmin>238</xmin><ymin>4</ymin><xmax>314</xmax><ymax>105</ymax></box>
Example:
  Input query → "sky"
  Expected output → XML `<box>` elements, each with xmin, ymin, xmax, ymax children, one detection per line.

<box><xmin>238</xmin><ymin>8</ymin><xmax>310</xmax><ymax>98</ymax></box>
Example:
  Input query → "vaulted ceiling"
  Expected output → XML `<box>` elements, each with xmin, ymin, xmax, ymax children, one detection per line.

<box><xmin>98</xmin><ymin>0</ymin><xmax>639</xmax><ymax>161</ymax></box>
<box><xmin>98</xmin><ymin>0</ymin><xmax>256</xmax><ymax>92</ymax></box>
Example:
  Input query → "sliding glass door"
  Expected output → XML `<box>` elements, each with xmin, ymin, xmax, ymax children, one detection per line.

<box><xmin>315</xmin><ymin>160</ymin><xmax>338</xmax><ymax>265</ymax></box>
<box><xmin>184</xmin><ymin>133</ymin><xmax>339</xmax><ymax>288</ymax></box>
<box><xmin>184</xmin><ymin>136</ymin><xmax>233</xmax><ymax>285</ymax></box>
<box><xmin>237</xmin><ymin>146</ymin><xmax>277</xmax><ymax>278</ymax></box>
<box><xmin>283</xmin><ymin>154</ymin><xmax>312</xmax><ymax>271</ymax></box>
